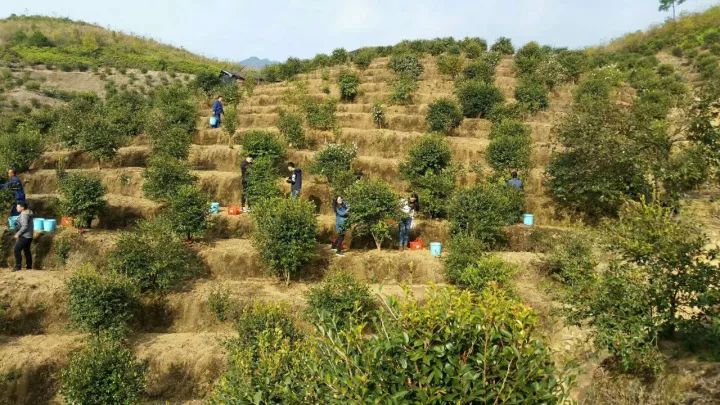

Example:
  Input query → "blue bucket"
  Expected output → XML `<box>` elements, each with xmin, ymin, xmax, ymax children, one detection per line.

<box><xmin>33</xmin><ymin>218</ymin><xmax>45</xmax><ymax>232</ymax></box>
<box><xmin>430</xmin><ymin>242</ymin><xmax>442</xmax><ymax>257</ymax></box>
<box><xmin>523</xmin><ymin>213</ymin><xmax>534</xmax><ymax>226</ymax></box>
<box><xmin>8</xmin><ymin>216</ymin><xmax>19</xmax><ymax>231</ymax></box>
<box><xmin>209</xmin><ymin>116</ymin><xmax>218</xmax><ymax>127</ymax></box>
<box><xmin>209</xmin><ymin>202</ymin><xmax>221</xmax><ymax>214</ymax></box>
<box><xmin>43</xmin><ymin>219</ymin><xmax>57</xmax><ymax>233</ymax></box>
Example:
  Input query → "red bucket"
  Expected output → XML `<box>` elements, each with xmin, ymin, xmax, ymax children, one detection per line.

<box><xmin>408</xmin><ymin>239</ymin><xmax>424</xmax><ymax>250</ymax></box>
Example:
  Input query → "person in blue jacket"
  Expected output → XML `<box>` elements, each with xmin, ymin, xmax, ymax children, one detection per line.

<box><xmin>1</xmin><ymin>168</ymin><xmax>26</xmax><ymax>217</ymax></box>
<box><xmin>211</xmin><ymin>95</ymin><xmax>224</xmax><ymax>128</ymax></box>
<box><xmin>507</xmin><ymin>170</ymin><xmax>523</xmax><ymax>190</ymax></box>
<box><xmin>331</xmin><ymin>196</ymin><xmax>349</xmax><ymax>256</ymax></box>
<box><xmin>286</xmin><ymin>162</ymin><xmax>303</xmax><ymax>198</ymax></box>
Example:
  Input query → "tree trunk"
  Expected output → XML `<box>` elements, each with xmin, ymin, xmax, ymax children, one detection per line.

<box><xmin>373</xmin><ymin>235</ymin><xmax>382</xmax><ymax>251</ymax></box>
<box><xmin>285</xmin><ymin>270</ymin><xmax>290</xmax><ymax>286</ymax></box>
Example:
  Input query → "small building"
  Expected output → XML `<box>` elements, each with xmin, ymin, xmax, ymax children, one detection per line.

<box><xmin>219</xmin><ymin>70</ymin><xmax>245</xmax><ymax>83</ymax></box>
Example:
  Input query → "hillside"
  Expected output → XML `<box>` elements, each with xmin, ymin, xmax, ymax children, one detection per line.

<box><xmin>1</xmin><ymin>6</ymin><xmax>719</xmax><ymax>405</ymax></box>
<box><xmin>0</xmin><ymin>15</ymin><xmax>241</xmax><ymax>74</ymax></box>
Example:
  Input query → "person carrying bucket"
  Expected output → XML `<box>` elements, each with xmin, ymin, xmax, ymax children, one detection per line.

<box><xmin>507</xmin><ymin>170</ymin><xmax>523</xmax><ymax>190</ymax></box>
<box><xmin>240</xmin><ymin>156</ymin><xmax>253</xmax><ymax>212</ymax></box>
<box><xmin>1</xmin><ymin>167</ymin><xmax>26</xmax><ymax>217</ymax></box>
<box><xmin>331</xmin><ymin>196</ymin><xmax>349</xmax><ymax>257</ymax></box>
<box><xmin>398</xmin><ymin>193</ymin><xmax>419</xmax><ymax>251</ymax></box>
<box><xmin>285</xmin><ymin>162</ymin><xmax>302</xmax><ymax>198</ymax></box>
<box><xmin>12</xmin><ymin>201</ymin><xmax>33</xmax><ymax>271</ymax></box>
<box><xmin>211</xmin><ymin>95</ymin><xmax>224</xmax><ymax>128</ymax></box>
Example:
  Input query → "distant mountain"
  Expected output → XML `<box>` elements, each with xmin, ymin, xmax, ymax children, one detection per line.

<box><xmin>240</xmin><ymin>56</ymin><xmax>278</xmax><ymax>69</ymax></box>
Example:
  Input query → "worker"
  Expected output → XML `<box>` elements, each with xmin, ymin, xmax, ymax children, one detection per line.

<box><xmin>211</xmin><ymin>95</ymin><xmax>224</xmax><ymax>128</ymax></box>
<box><xmin>240</xmin><ymin>156</ymin><xmax>253</xmax><ymax>211</ymax></box>
<box><xmin>286</xmin><ymin>162</ymin><xmax>303</xmax><ymax>198</ymax></box>
<box><xmin>507</xmin><ymin>170</ymin><xmax>523</xmax><ymax>190</ymax></box>
<box><xmin>1</xmin><ymin>167</ymin><xmax>26</xmax><ymax>217</ymax></box>
<box><xmin>332</xmin><ymin>196</ymin><xmax>349</xmax><ymax>257</ymax></box>
<box><xmin>398</xmin><ymin>193</ymin><xmax>419</xmax><ymax>250</ymax></box>
<box><xmin>12</xmin><ymin>201</ymin><xmax>33</xmax><ymax>271</ymax></box>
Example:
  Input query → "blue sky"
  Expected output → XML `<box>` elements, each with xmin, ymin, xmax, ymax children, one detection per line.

<box><xmin>1</xmin><ymin>0</ymin><xmax>718</xmax><ymax>62</ymax></box>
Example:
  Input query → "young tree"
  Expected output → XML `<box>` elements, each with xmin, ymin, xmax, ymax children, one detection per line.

<box><xmin>252</xmin><ymin>198</ymin><xmax>318</xmax><ymax>285</ymax></box>
<box><xmin>449</xmin><ymin>182</ymin><xmax>523</xmax><ymax>244</ymax></box>
<box><xmin>57</xmin><ymin>171</ymin><xmax>106</xmax><ymax>229</ymax></box>
<box><xmin>659</xmin><ymin>0</ymin><xmax>687</xmax><ymax>20</ymax></box>
<box><xmin>345</xmin><ymin>178</ymin><xmax>399</xmax><ymax>250</ymax></box>
<box><xmin>165</xmin><ymin>185</ymin><xmax>209</xmax><ymax>241</ymax></box>
<box><xmin>425</xmin><ymin>98</ymin><xmax>464</xmax><ymax>134</ymax></box>
<box><xmin>142</xmin><ymin>155</ymin><xmax>196</xmax><ymax>201</ymax></box>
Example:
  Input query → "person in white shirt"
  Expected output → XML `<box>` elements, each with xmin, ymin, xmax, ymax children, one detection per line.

<box><xmin>398</xmin><ymin>193</ymin><xmax>419</xmax><ymax>250</ymax></box>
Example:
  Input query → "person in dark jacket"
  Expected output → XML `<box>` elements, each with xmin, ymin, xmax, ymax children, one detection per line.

<box><xmin>240</xmin><ymin>156</ymin><xmax>253</xmax><ymax>211</ymax></box>
<box><xmin>211</xmin><ymin>96</ymin><xmax>224</xmax><ymax>128</ymax></box>
<box><xmin>1</xmin><ymin>168</ymin><xmax>26</xmax><ymax>216</ymax></box>
<box><xmin>286</xmin><ymin>162</ymin><xmax>303</xmax><ymax>198</ymax></box>
<box><xmin>331</xmin><ymin>196</ymin><xmax>349</xmax><ymax>256</ymax></box>
<box><xmin>12</xmin><ymin>201</ymin><xmax>33</xmax><ymax>271</ymax></box>
<box><xmin>398</xmin><ymin>193</ymin><xmax>419</xmax><ymax>250</ymax></box>
<box><xmin>507</xmin><ymin>170</ymin><xmax>523</xmax><ymax>190</ymax></box>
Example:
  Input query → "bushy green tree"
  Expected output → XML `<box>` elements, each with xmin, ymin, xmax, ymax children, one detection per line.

<box><xmin>463</xmin><ymin>59</ymin><xmax>495</xmax><ymax>83</ymax></box>
<box><xmin>104</xmin><ymin>89</ymin><xmax>148</xmax><ymax>138</ymax></box>
<box><xmin>252</xmin><ymin>198</ymin><xmax>318</xmax><ymax>284</ymax></box>
<box><xmin>414</xmin><ymin>170</ymin><xmax>456</xmax><ymax>219</ymax></box>
<box><xmin>66</xmin><ymin>266</ymin><xmax>139</xmax><ymax>335</ymax></box>
<box><xmin>487</xmin><ymin>133</ymin><xmax>532</xmax><ymax>172</ymax></box>
<box><xmin>277</xmin><ymin>111</ymin><xmax>306</xmax><ymax>148</ymax></box>
<box><xmin>390</xmin><ymin>77</ymin><xmax>419</xmax><ymax>105</ymax></box>
<box><xmin>345</xmin><ymin>179</ymin><xmax>399</xmax><ymax>250</ymax></box>
<box><xmin>514</xmin><ymin>42</ymin><xmax>547</xmax><ymax>75</ymax></box>
<box><xmin>491</xmin><ymin>37</ymin><xmax>515</xmax><ymax>55</ymax></box>
<box><xmin>305</xmin><ymin>272</ymin><xmax>376</xmax><ymax>329</ymax></box>
<box><xmin>425</xmin><ymin>98</ymin><xmax>464</xmax><ymax>134</ymax></box>
<box><xmin>244</xmin><ymin>157</ymin><xmax>283</xmax><ymax>206</ymax></box>
<box><xmin>57</xmin><ymin>171</ymin><xmax>106</xmax><ymax>228</ymax></box>
<box><xmin>331</xmin><ymin>48</ymin><xmax>349</xmax><ymax>65</ymax></box>
<box><xmin>164</xmin><ymin>185</ymin><xmax>209</xmax><ymax>241</ymax></box>
<box><xmin>0</xmin><ymin>125</ymin><xmax>44</xmax><ymax>172</ymax></box>
<box><xmin>310</xmin><ymin>143</ymin><xmax>357</xmax><ymax>188</ymax></box>
<box><xmin>144</xmin><ymin>109</ymin><xmax>193</xmax><ymax>160</ymax></box>
<box><xmin>352</xmin><ymin>48</ymin><xmax>376</xmax><ymax>70</ymax></box>
<box><xmin>388</xmin><ymin>53</ymin><xmax>424</xmax><ymax>80</ymax></box>
<box><xmin>303</xmin><ymin>98</ymin><xmax>337</xmax><ymax>130</ymax></box>
<box><xmin>515</xmin><ymin>77</ymin><xmax>549</xmax><ymax>112</ymax></box>
<box><xmin>240</xmin><ymin>130</ymin><xmax>286</xmax><ymax>165</ymax></box>
<box><xmin>455</xmin><ymin>80</ymin><xmax>504</xmax><ymax>118</ymax></box>
<box><xmin>61</xmin><ymin>336</ymin><xmax>146</xmax><ymax>405</ymax></box>
<box><xmin>400</xmin><ymin>134</ymin><xmax>452</xmax><ymax>179</ymax></box>
<box><xmin>449</xmin><ymin>182</ymin><xmax>523</xmax><ymax>244</ymax></box>
<box><xmin>337</xmin><ymin>70</ymin><xmax>360</xmax><ymax>102</ymax></box>
<box><xmin>436</xmin><ymin>54</ymin><xmax>464</xmax><ymax>79</ymax></box>
<box><xmin>107</xmin><ymin>219</ymin><xmax>202</xmax><ymax>292</ymax></box>
<box><xmin>444</xmin><ymin>234</ymin><xmax>486</xmax><ymax>284</ymax></box>
<box><xmin>142</xmin><ymin>155</ymin><xmax>196</xmax><ymax>201</ymax></box>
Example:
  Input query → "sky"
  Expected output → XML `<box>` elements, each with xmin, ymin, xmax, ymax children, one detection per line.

<box><xmin>1</xmin><ymin>0</ymin><xmax>718</xmax><ymax>62</ymax></box>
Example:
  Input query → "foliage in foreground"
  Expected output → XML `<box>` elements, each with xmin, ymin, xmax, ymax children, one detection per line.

<box><xmin>210</xmin><ymin>287</ymin><xmax>569</xmax><ymax>404</ymax></box>
<box><xmin>304</xmin><ymin>272</ymin><xmax>376</xmax><ymax>329</ymax></box>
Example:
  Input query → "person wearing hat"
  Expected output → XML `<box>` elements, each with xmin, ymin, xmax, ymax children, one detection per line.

<box><xmin>0</xmin><ymin>167</ymin><xmax>26</xmax><ymax>216</ymax></box>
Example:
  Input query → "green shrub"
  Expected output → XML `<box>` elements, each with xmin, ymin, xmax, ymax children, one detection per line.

<box><xmin>0</xmin><ymin>125</ymin><xmax>44</xmax><ymax>172</ymax></box>
<box><xmin>463</xmin><ymin>59</ymin><xmax>495</xmax><ymax>83</ymax></box>
<box><xmin>400</xmin><ymin>134</ymin><xmax>452</xmax><ymax>179</ymax></box>
<box><xmin>488</xmin><ymin>102</ymin><xmax>526</xmax><ymax>123</ymax></box>
<box><xmin>487</xmin><ymin>133</ymin><xmax>532</xmax><ymax>172</ymax></box>
<box><xmin>233</xmin><ymin>301</ymin><xmax>300</xmax><ymax>345</ymax></box>
<box><xmin>455</xmin><ymin>80</ymin><xmax>504</xmax><ymax>118</ymax></box>
<box><xmin>240</xmin><ymin>130</ymin><xmax>286</xmax><ymax>165</ymax></box>
<box><xmin>444</xmin><ymin>234</ymin><xmax>486</xmax><ymax>284</ymax></box>
<box><xmin>245</xmin><ymin>157</ymin><xmax>282</xmax><ymax>206</ymax></box>
<box><xmin>557</xmin><ymin>50</ymin><xmax>588</xmax><ymax>82</ymax></box>
<box><xmin>337</xmin><ymin>70</ymin><xmax>360</xmax><ymax>102</ymax></box>
<box><xmin>57</xmin><ymin>171</ymin><xmax>106</xmax><ymax>229</ymax></box>
<box><xmin>454</xmin><ymin>255</ymin><xmax>516</xmax><ymax>291</ymax></box>
<box><xmin>144</xmin><ymin>109</ymin><xmax>193</xmax><ymax>160</ymax></box>
<box><xmin>107</xmin><ymin>219</ymin><xmax>202</xmax><ymax>292</ymax></box>
<box><xmin>277</xmin><ymin>111</ymin><xmax>306</xmax><ymax>148</ymax></box>
<box><xmin>142</xmin><ymin>155</ymin><xmax>196</xmax><ymax>201</ymax></box>
<box><xmin>449</xmin><ymin>182</ymin><xmax>523</xmax><ymax>244</ymax></box>
<box><xmin>345</xmin><ymin>179</ymin><xmax>399</xmax><ymax>250</ymax></box>
<box><xmin>436</xmin><ymin>54</ymin><xmax>464</xmax><ymax>78</ymax></box>
<box><xmin>352</xmin><ymin>48</ymin><xmax>376</xmax><ymax>70</ymax></box>
<box><xmin>252</xmin><ymin>198</ymin><xmax>318</xmax><ymax>284</ymax></box>
<box><xmin>490</xmin><ymin>37</ymin><xmax>515</xmax><ymax>55</ymax></box>
<box><xmin>372</xmin><ymin>102</ymin><xmax>386</xmax><ymax>128</ymax></box>
<box><xmin>104</xmin><ymin>89</ymin><xmax>148</xmax><ymax>139</ymax></box>
<box><xmin>331</xmin><ymin>48</ymin><xmax>349</xmax><ymax>65</ymax></box>
<box><xmin>515</xmin><ymin>78</ymin><xmax>549</xmax><ymax>112</ymax></box>
<box><xmin>61</xmin><ymin>336</ymin><xmax>146</xmax><ymax>405</ymax></box>
<box><xmin>310</xmin><ymin>143</ymin><xmax>357</xmax><ymax>186</ymax></box>
<box><xmin>425</xmin><ymin>97</ymin><xmax>463</xmax><ymax>134</ymax></box>
<box><xmin>304</xmin><ymin>272</ymin><xmax>376</xmax><ymax>329</ymax></box>
<box><xmin>66</xmin><ymin>266</ymin><xmax>139</xmax><ymax>335</ymax></box>
<box><xmin>414</xmin><ymin>169</ymin><xmax>456</xmax><ymax>219</ymax></box>
<box><xmin>545</xmin><ymin>231</ymin><xmax>597</xmax><ymax>286</ymax></box>
<box><xmin>207</xmin><ymin>286</ymin><xmax>237</xmax><ymax>322</ymax></box>
<box><xmin>303</xmin><ymin>98</ymin><xmax>337</xmax><ymax>130</ymax></box>
<box><xmin>489</xmin><ymin>118</ymin><xmax>530</xmax><ymax>139</ymax></box>
<box><xmin>164</xmin><ymin>185</ymin><xmax>209</xmax><ymax>241</ymax></box>
<box><xmin>388</xmin><ymin>53</ymin><xmax>424</xmax><ymax>80</ymax></box>
<box><xmin>390</xmin><ymin>77</ymin><xmax>418</xmax><ymax>105</ymax></box>
<box><xmin>222</xmin><ymin>104</ymin><xmax>237</xmax><ymax>136</ymax></box>
<box><xmin>514</xmin><ymin>42</ymin><xmax>546</xmax><ymax>75</ymax></box>
<box><xmin>149</xmin><ymin>84</ymin><xmax>197</xmax><ymax>135</ymax></box>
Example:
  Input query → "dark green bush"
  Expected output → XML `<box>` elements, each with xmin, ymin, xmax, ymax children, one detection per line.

<box><xmin>487</xmin><ymin>134</ymin><xmax>532</xmax><ymax>172</ymax></box>
<box><xmin>104</xmin><ymin>89</ymin><xmax>148</xmax><ymax>138</ymax></box>
<box><xmin>304</xmin><ymin>272</ymin><xmax>376</xmax><ymax>329</ymax></box>
<box><xmin>390</xmin><ymin>77</ymin><xmax>418</xmax><ymax>105</ymax></box>
<box><xmin>66</xmin><ymin>266</ymin><xmax>139</xmax><ymax>335</ymax></box>
<box><xmin>514</xmin><ymin>42</ymin><xmax>547</xmax><ymax>75</ymax></box>
<box><xmin>345</xmin><ymin>178</ymin><xmax>399</xmax><ymax>250</ymax></box>
<box><xmin>515</xmin><ymin>78</ymin><xmax>549</xmax><ymax>112</ymax></box>
<box><xmin>331</xmin><ymin>48</ymin><xmax>349</xmax><ymax>65</ymax></box>
<box><xmin>436</xmin><ymin>54</ymin><xmax>464</xmax><ymax>79</ymax></box>
<box><xmin>449</xmin><ymin>182</ymin><xmax>523</xmax><ymax>244</ymax></box>
<box><xmin>337</xmin><ymin>70</ymin><xmax>360</xmax><ymax>102</ymax></box>
<box><xmin>352</xmin><ymin>48</ymin><xmax>376</xmax><ymax>69</ymax></box>
<box><xmin>490</xmin><ymin>37</ymin><xmax>515</xmax><ymax>54</ymax></box>
<box><xmin>310</xmin><ymin>143</ymin><xmax>357</xmax><ymax>187</ymax></box>
<box><xmin>240</xmin><ymin>130</ymin><xmax>286</xmax><ymax>165</ymax></box>
<box><xmin>490</xmin><ymin>118</ymin><xmax>531</xmax><ymax>139</ymax></box>
<box><xmin>444</xmin><ymin>234</ymin><xmax>486</xmax><ymax>284</ymax></box>
<box><xmin>454</xmin><ymin>255</ymin><xmax>516</xmax><ymax>291</ymax></box>
<box><xmin>107</xmin><ymin>219</ymin><xmax>202</xmax><ymax>292</ymax></box>
<box><xmin>388</xmin><ymin>53</ymin><xmax>424</xmax><ymax>80</ymax></box>
<box><xmin>455</xmin><ymin>80</ymin><xmax>504</xmax><ymax>118</ymax></box>
<box><xmin>142</xmin><ymin>155</ymin><xmax>196</xmax><ymax>201</ymax></box>
<box><xmin>425</xmin><ymin>97</ymin><xmax>463</xmax><ymax>133</ymax></box>
<box><xmin>144</xmin><ymin>108</ymin><xmax>193</xmax><ymax>160</ymax></box>
<box><xmin>57</xmin><ymin>171</ymin><xmax>106</xmax><ymax>228</ymax></box>
<box><xmin>61</xmin><ymin>336</ymin><xmax>146</xmax><ymax>405</ymax></box>
<box><xmin>252</xmin><ymin>198</ymin><xmax>317</xmax><ymax>284</ymax></box>
<box><xmin>545</xmin><ymin>231</ymin><xmax>597</xmax><ymax>286</ymax></box>
<box><xmin>414</xmin><ymin>169</ymin><xmax>456</xmax><ymax>219</ymax></box>
<box><xmin>0</xmin><ymin>125</ymin><xmax>44</xmax><ymax>172</ymax></box>
<box><xmin>400</xmin><ymin>134</ymin><xmax>453</xmax><ymax>179</ymax></box>
<box><xmin>303</xmin><ymin>98</ymin><xmax>337</xmax><ymax>130</ymax></box>
<box><xmin>463</xmin><ymin>59</ymin><xmax>495</xmax><ymax>83</ymax></box>
<box><xmin>164</xmin><ymin>185</ymin><xmax>209</xmax><ymax>241</ymax></box>
<box><xmin>488</xmin><ymin>102</ymin><xmax>526</xmax><ymax>123</ymax></box>
<box><xmin>245</xmin><ymin>157</ymin><xmax>282</xmax><ymax>206</ymax></box>
<box><xmin>277</xmin><ymin>111</ymin><xmax>306</xmax><ymax>148</ymax></box>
